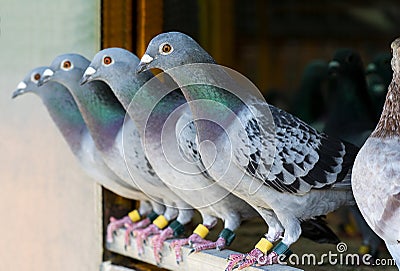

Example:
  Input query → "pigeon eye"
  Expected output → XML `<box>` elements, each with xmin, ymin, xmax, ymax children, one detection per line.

<box><xmin>346</xmin><ymin>55</ymin><xmax>354</xmax><ymax>63</ymax></box>
<box><xmin>31</xmin><ymin>73</ymin><xmax>41</xmax><ymax>83</ymax></box>
<box><xmin>159</xmin><ymin>43</ymin><xmax>173</xmax><ymax>55</ymax></box>
<box><xmin>103</xmin><ymin>56</ymin><xmax>112</xmax><ymax>65</ymax></box>
<box><xmin>33</xmin><ymin>73</ymin><xmax>41</xmax><ymax>81</ymax></box>
<box><xmin>61</xmin><ymin>60</ymin><xmax>73</xmax><ymax>70</ymax></box>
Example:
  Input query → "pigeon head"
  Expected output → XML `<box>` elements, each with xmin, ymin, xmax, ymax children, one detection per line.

<box><xmin>328</xmin><ymin>48</ymin><xmax>364</xmax><ymax>78</ymax></box>
<box><xmin>12</xmin><ymin>66</ymin><xmax>49</xmax><ymax>99</ymax></box>
<box><xmin>366</xmin><ymin>52</ymin><xmax>392</xmax><ymax>103</ymax></box>
<box><xmin>327</xmin><ymin>48</ymin><xmax>369</xmax><ymax>102</ymax></box>
<box><xmin>39</xmin><ymin>53</ymin><xmax>90</xmax><ymax>87</ymax></box>
<box><xmin>366</xmin><ymin>52</ymin><xmax>391</xmax><ymax>76</ymax></box>
<box><xmin>136</xmin><ymin>31</ymin><xmax>215</xmax><ymax>74</ymax></box>
<box><xmin>81</xmin><ymin>47</ymin><xmax>153</xmax><ymax>88</ymax></box>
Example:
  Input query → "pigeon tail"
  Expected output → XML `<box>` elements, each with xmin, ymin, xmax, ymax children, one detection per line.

<box><xmin>300</xmin><ymin>216</ymin><xmax>340</xmax><ymax>244</ymax></box>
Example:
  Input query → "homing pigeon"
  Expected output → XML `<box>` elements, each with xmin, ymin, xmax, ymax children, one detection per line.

<box><xmin>137</xmin><ymin>32</ymin><xmax>359</xmax><ymax>270</ymax></box>
<box><xmin>12</xmin><ymin>66</ymin><xmax>158</xmax><ymax>244</ymax></box>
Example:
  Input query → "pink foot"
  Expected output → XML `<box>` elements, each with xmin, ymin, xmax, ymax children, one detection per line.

<box><xmin>191</xmin><ymin>237</ymin><xmax>226</xmax><ymax>253</ymax></box>
<box><xmin>151</xmin><ymin>227</ymin><xmax>174</xmax><ymax>264</ymax></box>
<box><xmin>225</xmin><ymin>253</ymin><xmax>246</xmax><ymax>271</ymax></box>
<box><xmin>256</xmin><ymin>251</ymin><xmax>278</xmax><ymax>266</ymax></box>
<box><xmin>106</xmin><ymin>216</ymin><xmax>132</xmax><ymax>243</ymax></box>
<box><xmin>124</xmin><ymin>217</ymin><xmax>151</xmax><ymax>248</ymax></box>
<box><xmin>170</xmin><ymin>238</ymin><xmax>190</xmax><ymax>264</ymax></box>
<box><xmin>133</xmin><ymin>224</ymin><xmax>161</xmax><ymax>255</ymax></box>
<box><xmin>236</xmin><ymin>248</ymin><xmax>263</xmax><ymax>270</ymax></box>
<box><xmin>170</xmin><ymin>234</ymin><xmax>210</xmax><ymax>263</ymax></box>
<box><xmin>188</xmin><ymin>233</ymin><xmax>210</xmax><ymax>246</ymax></box>
<box><xmin>234</xmin><ymin>249</ymin><xmax>278</xmax><ymax>270</ymax></box>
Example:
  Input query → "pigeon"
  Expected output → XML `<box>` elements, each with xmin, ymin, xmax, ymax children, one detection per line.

<box><xmin>11</xmin><ymin>66</ymin><xmax>163</xmax><ymax>244</ymax></box>
<box><xmin>326</xmin><ymin>48</ymin><xmax>383</xmax><ymax>258</ymax></box>
<box><xmin>291</xmin><ymin>60</ymin><xmax>329</xmax><ymax>131</ymax></box>
<box><xmin>137</xmin><ymin>32</ymin><xmax>358</xmax><ymax>269</ymax></box>
<box><xmin>80</xmin><ymin>48</ymin><xmax>259</xmax><ymax>264</ymax></box>
<box><xmin>325</xmin><ymin>48</ymin><xmax>377</xmax><ymax>146</ymax></box>
<box><xmin>37</xmin><ymin>54</ymin><xmax>193</xmax><ymax>252</ymax></box>
<box><xmin>366</xmin><ymin>52</ymin><xmax>393</xmax><ymax>118</ymax></box>
<box><xmin>352</xmin><ymin>37</ymin><xmax>400</xmax><ymax>270</ymax></box>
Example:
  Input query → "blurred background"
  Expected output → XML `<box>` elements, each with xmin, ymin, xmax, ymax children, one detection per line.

<box><xmin>2</xmin><ymin>0</ymin><xmax>400</xmax><ymax>270</ymax></box>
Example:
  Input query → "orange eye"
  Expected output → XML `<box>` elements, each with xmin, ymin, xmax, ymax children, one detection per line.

<box><xmin>34</xmin><ymin>73</ymin><xmax>41</xmax><ymax>80</ymax></box>
<box><xmin>63</xmin><ymin>60</ymin><xmax>72</xmax><ymax>69</ymax></box>
<box><xmin>103</xmin><ymin>56</ymin><xmax>112</xmax><ymax>65</ymax></box>
<box><xmin>162</xmin><ymin>44</ymin><xmax>172</xmax><ymax>54</ymax></box>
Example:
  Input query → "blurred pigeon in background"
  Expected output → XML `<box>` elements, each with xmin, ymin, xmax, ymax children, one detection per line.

<box><xmin>291</xmin><ymin>60</ymin><xmax>329</xmax><ymax>132</ymax></box>
<box><xmin>366</xmin><ymin>52</ymin><xmax>393</xmax><ymax>118</ymax></box>
<box><xmin>325</xmin><ymin>48</ymin><xmax>383</xmax><ymax>258</ymax></box>
<box><xmin>325</xmin><ymin>48</ymin><xmax>377</xmax><ymax>145</ymax></box>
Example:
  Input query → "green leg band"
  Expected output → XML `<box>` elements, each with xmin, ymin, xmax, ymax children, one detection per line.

<box><xmin>146</xmin><ymin>211</ymin><xmax>159</xmax><ymax>222</ymax></box>
<box><xmin>169</xmin><ymin>220</ymin><xmax>185</xmax><ymax>237</ymax></box>
<box><xmin>219</xmin><ymin>228</ymin><xmax>236</xmax><ymax>246</ymax></box>
<box><xmin>272</xmin><ymin>241</ymin><xmax>293</xmax><ymax>257</ymax></box>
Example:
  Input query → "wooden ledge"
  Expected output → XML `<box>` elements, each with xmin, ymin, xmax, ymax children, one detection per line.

<box><xmin>105</xmin><ymin>229</ymin><xmax>303</xmax><ymax>271</ymax></box>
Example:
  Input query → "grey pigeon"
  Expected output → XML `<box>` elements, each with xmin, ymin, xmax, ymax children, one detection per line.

<box><xmin>37</xmin><ymin>54</ymin><xmax>193</xmax><ymax>252</ymax></box>
<box><xmin>81</xmin><ymin>48</ymin><xmax>259</xmax><ymax>264</ymax></box>
<box><xmin>12</xmin><ymin>66</ymin><xmax>157</xmax><ymax>244</ymax></box>
<box><xmin>325</xmin><ymin>48</ymin><xmax>377</xmax><ymax>146</ymax></box>
<box><xmin>137</xmin><ymin>32</ymin><xmax>358</xmax><ymax>269</ymax></box>
<box><xmin>352</xmin><ymin>37</ymin><xmax>400</xmax><ymax>270</ymax></box>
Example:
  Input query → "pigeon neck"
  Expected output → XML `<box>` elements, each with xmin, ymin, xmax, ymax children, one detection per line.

<box><xmin>371</xmin><ymin>72</ymin><xmax>400</xmax><ymax>138</ymax></box>
<box><xmin>40</xmin><ymin>82</ymin><xmax>86</xmax><ymax>154</ymax></box>
<box><xmin>164</xmin><ymin>65</ymin><xmax>246</xmax><ymax>142</ymax></box>
<box><xmin>115</xmin><ymin>76</ymin><xmax>186</xmax><ymax>136</ymax></box>
<box><xmin>67</xmin><ymin>79</ymin><xmax>126</xmax><ymax>151</ymax></box>
<box><xmin>181</xmin><ymin>84</ymin><xmax>244</xmax><ymax>142</ymax></box>
<box><xmin>145</xmin><ymin>90</ymin><xmax>187</xmax><ymax>137</ymax></box>
<box><xmin>325</xmin><ymin>74</ymin><xmax>375</xmax><ymax>136</ymax></box>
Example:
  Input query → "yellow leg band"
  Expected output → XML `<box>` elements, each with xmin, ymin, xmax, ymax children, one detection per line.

<box><xmin>255</xmin><ymin>238</ymin><xmax>274</xmax><ymax>254</ymax></box>
<box><xmin>193</xmin><ymin>224</ymin><xmax>209</xmax><ymax>239</ymax></box>
<box><xmin>152</xmin><ymin>215</ymin><xmax>168</xmax><ymax>229</ymax></box>
<box><xmin>128</xmin><ymin>210</ymin><xmax>141</xmax><ymax>222</ymax></box>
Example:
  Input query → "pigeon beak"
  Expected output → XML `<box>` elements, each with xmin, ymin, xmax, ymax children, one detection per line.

<box><xmin>328</xmin><ymin>61</ymin><xmax>340</xmax><ymax>76</ymax></box>
<box><xmin>38</xmin><ymin>68</ymin><xmax>54</xmax><ymax>86</ymax></box>
<box><xmin>136</xmin><ymin>54</ymin><xmax>154</xmax><ymax>74</ymax></box>
<box><xmin>328</xmin><ymin>61</ymin><xmax>340</xmax><ymax>69</ymax></box>
<box><xmin>80</xmin><ymin>66</ymin><xmax>97</xmax><ymax>85</ymax></box>
<box><xmin>365</xmin><ymin>63</ymin><xmax>377</xmax><ymax>75</ymax></box>
<box><xmin>12</xmin><ymin>81</ymin><xmax>28</xmax><ymax>99</ymax></box>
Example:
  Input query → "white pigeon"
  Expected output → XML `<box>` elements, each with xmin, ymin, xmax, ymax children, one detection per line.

<box><xmin>352</xmin><ymin>37</ymin><xmax>400</xmax><ymax>270</ymax></box>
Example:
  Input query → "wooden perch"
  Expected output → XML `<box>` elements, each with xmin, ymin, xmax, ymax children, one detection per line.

<box><xmin>105</xmin><ymin>228</ymin><xmax>303</xmax><ymax>271</ymax></box>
